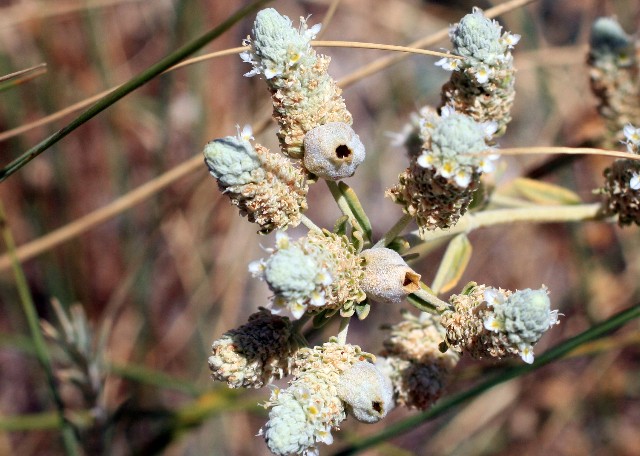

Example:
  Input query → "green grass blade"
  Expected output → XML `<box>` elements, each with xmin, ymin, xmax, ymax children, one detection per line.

<box><xmin>333</xmin><ymin>303</ymin><xmax>640</xmax><ymax>455</ymax></box>
<box><xmin>0</xmin><ymin>0</ymin><xmax>271</xmax><ymax>182</ymax></box>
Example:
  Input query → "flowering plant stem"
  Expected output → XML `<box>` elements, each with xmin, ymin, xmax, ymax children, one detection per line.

<box><xmin>334</xmin><ymin>303</ymin><xmax>640</xmax><ymax>455</ymax></box>
<box><xmin>415</xmin><ymin>203</ymin><xmax>602</xmax><ymax>242</ymax></box>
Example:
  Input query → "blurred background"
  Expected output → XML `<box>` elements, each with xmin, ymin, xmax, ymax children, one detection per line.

<box><xmin>0</xmin><ymin>0</ymin><xmax>638</xmax><ymax>454</ymax></box>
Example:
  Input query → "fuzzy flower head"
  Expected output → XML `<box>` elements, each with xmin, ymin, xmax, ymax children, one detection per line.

<box><xmin>240</xmin><ymin>8</ymin><xmax>320</xmax><ymax>80</ymax></box>
<box><xmin>203</xmin><ymin>131</ymin><xmax>308</xmax><ymax>233</ymax></box>
<box><xmin>378</xmin><ymin>312</ymin><xmax>460</xmax><ymax>410</ymax></box>
<box><xmin>241</xmin><ymin>8</ymin><xmax>352</xmax><ymax>159</ymax></box>
<box><xmin>416</xmin><ymin>110</ymin><xmax>498</xmax><ymax>188</ymax></box>
<box><xmin>208</xmin><ymin>309</ymin><xmax>301</xmax><ymax>388</ymax></box>
<box><xmin>441</xmin><ymin>283</ymin><xmax>560</xmax><ymax>364</ymax></box>
<box><xmin>250</xmin><ymin>231</ymin><xmax>366</xmax><ymax>319</ymax></box>
<box><xmin>437</xmin><ymin>8</ymin><xmax>519</xmax><ymax>136</ymax></box>
<box><xmin>261</xmin><ymin>342</ymin><xmax>374</xmax><ymax>455</ymax></box>
<box><xmin>589</xmin><ymin>17</ymin><xmax>635</xmax><ymax>67</ymax></box>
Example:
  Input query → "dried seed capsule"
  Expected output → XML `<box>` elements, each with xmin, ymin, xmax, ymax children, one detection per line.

<box><xmin>303</xmin><ymin>122</ymin><xmax>366</xmax><ymax>180</ymax></box>
<box><xmin>360</xmin><ymin>248</ymin><xmax>421</xmax><ymax>304</ymax></box>
<box><xmin>336</xmin><ymin>361</ymin><xmax>394</xmax><ymax>423</ymax></box>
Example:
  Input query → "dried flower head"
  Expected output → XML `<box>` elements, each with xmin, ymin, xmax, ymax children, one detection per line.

<box><xmin>241</xmin><ymin>8</ymin><xmax>352</xmax><ymax>159</ymax></box>
<box><xmin>208</xmin><ymin>308</ymin><xmax>302</xmax><ymax>388</ymax></box>
<box><xmin>442</xmin><ymin>283</ymin><xmax>560</xmax><ymax>363</ymax></box>
<box><xmin>378</xmin><ymin>311</ymin><xmax>459</xmax><ymax>409</ymax></box>
<box><xmin>303</xmin><ymin>122</ymin><xmax>366</xmax><ymax>180</ymax></box>
<box><xmin>250</xmin><ymin>231</ymin><xmax>366</xmax><ymax>319</ymax></box>
<box><xmin>261</xmin><ymin>342</ymin><xmax>374</xmax><ymax>455</ymax></box>
<box><xmin>588</xmin><ymin>17</ymin><xmax>640</xmax><ymax>145</ymax></box>
<box><xmin>437</xmin><ymin>7</ymin><xmax>519</xmax><ymax>136</ymax></box>
<box><xmin>203</xmin><ymin>128</ymin><xmax>308</xmax><ymax>233</ymax></box>
<box><xmin>599</xmin><ymin>126</ymin><xmax>640</xmax><ymax>225</ymax></box>
<box><xmin>387</xmin><ymin>108</ymin><xmax>497</xmax><ymax>234</ymax></box>
<box><xmin>360</xmin><ymin>248</ymin><xmax>420</xmax><ymax>304</ymax></box>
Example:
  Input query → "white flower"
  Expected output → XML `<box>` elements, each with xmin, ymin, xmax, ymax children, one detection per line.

<box><xmin>482</xmin><ymin>121</ymin><xmax>499</xmax><ymax>138</ymax></box>
<box><xmin>248</xmin><ymin>260</ymin><xmax>266</xmax><ymax>276</ymax></box>
<box><xmin>315</xmin><ymin>270</ymin><xmax>332</xmax><ymax>286</ymax></box>
<box><xmin>438</xmin><ymin>161</ymin><xmax>456</xmax><ymax>178</ymax></box>
<box><xmin>623</xmin><ymin>124</ymin><xmax>640</xmax><ymax>144</ymax></box>
<box><xmin>305</xmin><ymin>23</ymin><xmax>322</xmax><ymax>40</ymax></box>
<box><xmin>416</xmin><ymin>153</ymin><xmax>434</xmax><ymax>168</ymax></box>
<box><xmin>548</xmin><ymin>309</ymin><xmax>561</xmax><ymax>327</ymax></box>
<box><xmin>484</xmin><ymin>287</ymin><xmax>505</xmax><ymax>307</ymax></box>
<box><xmin>435</xmin><ymin>57</ymin><xmax>459</xmax><ymax>71</ymax></box>
<box><xmin>502</xmin><ymin>33</ymin><xmax>521</xmax><ymax>48</ymax></box>
<box><xmin>474</xmin><ymin>65</ymin><xmax>493</xmax><ymax>84</ymax></box>
<box><xmin>630</xmin><ymin>173</ymin><xmax>640</xmax><ymax>190</ymax></box>
<box><xmin>484</xmin><ymin>315</ymin><xmax>505</xmax><ymax>332</ymax></box>
<box><xmin>454</xmin><ymin>168</ymin><xmax>472</xmax><ymax>187</ymax></box>
<box><xmin>236</xmin><ymin>124</ymin><xmax>254</xmax><ymax>141</ymax></box>
<box><xmin>275</xmin><ymin>231</ymin><xmax>290</xmax><ymax>249</ymax></box>
<box><xmin>264</xmin><ymin>62</ymin><xmax>281</xmax><ymax>79</ymax></box>
<box><xmin>478</xmin><ymin>156</ymin><xmax>496</xmax><ymax>173</ymax></box>
<box><xmin>289</xmin><ymin>300</ymin><xmax>308</xmax><ymax>319</ymax></box>
<box><xmin>518</xmin><ymin>343</ymin><xmax>534</xmax><ymax>364</ymax></box>
<box><xmin>309</xmin><ymin>290</ymin><xmax>326</xmax><ymax>307</ymax></box>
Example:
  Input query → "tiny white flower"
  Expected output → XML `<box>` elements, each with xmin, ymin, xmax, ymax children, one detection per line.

<box><xmin>243</xmin><ymin>68</ymin><xmax>261</xmax><ymax>78</ymax></box>
<box><xmin>309</xmin><ymin>290</ymin><xmax>326</xmax><ymax>307</ymax></box>
<box><xmin>263</xmin><ymin>62</ymin><xmax>281</xmax><ymax>79</ymax></box>
<box><xmin>623</xmin><ymin>124</ymin><xmax>640</xmax><ymax>144</ymax></box>
<box><xmin>438</xmin><ymin>161</ymin><xmax>456</xmax><ymax>178</ymax></box>
<box><xmin>289</xmin><ymin>300</ymin><xmax>308</xmax><ymax>319</ymax></box>
<box><xmin>478</xmin><ymin>157</ymin><xmax>496</xmax><ymax>173</ymax></box>
<box><xmin>454</xmin><ymin>168</ymin><xmax>472</xmax><ymax>187</ymax></box>
<box><xmin>239</xmin><ymin>51</ymin><xmax>254</xmax><ymax>64</ymax></box>
<box><xmin>518</xmin><ymin>344</ymin><xmax>535</xmax><ymax>364</ymax></box>
<box><xmin>236</xmin><ymin>124</ymin><xmax>254</xmax><ymax>141</ymax></box>
<box><xmin>248</xmin><ymin>260</ymin><xmax>265</xmax><ymax>276</ymax></box>
<box><xmin>305</xmin><ymin>23</ymin><xmax>322</xmax><ymax>39</ymax></box>
<box><xmin>630</xmin><ymin>173</ymin><xmax>640</xmax><ymax>190</ymax></box>
<box><xmin>316</xmin><ymin>428</ymin><xmax>333</xmax><ymax>445</ymax></box>
<box><xmin>315</xmin><ymin>270</ymin><xmax>332</xmax><ymax>286</ymax></box>
<box><xmin>435</xmin><ymin>57</ymin><xmax>458</xmax><ymax>71</ymax></box>
<box><xmin>548</xmin><ymin>309</ymin><xmax>561</xmax><ymax>327</ymax></box>
<box><xmin>275</xmin><ymin>232</ymin><xmax>290</xmax><ymax>249</ymax></box>
<box><xmin>484</xmin><ymin>287</ymin><xmax>505</xmax><ymax>307</ymax></box>
<box><xmin>482</xmin><ymin>121</ymin><xmax>499</xmax><ymax>138</ymax></box>
<box><xmin>502</xmin><ymin>33</ymin><xmax>521</xmax><ymax>48</ymax></box>
<box><xmin>483</xmin><ymin>315</ymin><xmax>505</xmax><ymax>332</ymax></box>
<box><xmin>417</xmin><ymin>153</ymin><xmax>434</xmax><ymax>168</ymax></box>
<box><xmin>474</xmin><ymin>65</ymin><xmax>493</xmax><ymax>84</ymax></box>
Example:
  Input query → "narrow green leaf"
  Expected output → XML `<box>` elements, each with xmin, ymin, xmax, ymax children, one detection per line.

<box><xmin>337</xmin><ymin>181</ymin><xmax>373</xmax><ymax>242</ymax></box>
<box><xmin>512</xmin><ymin>177</ymin><xmax>581</xmax><ymax>205</ymax></box>
<box><xmin>430</xmin><ymin>233</ymin><xmax>472</xmax><ymax>295</ymax></box>
<box><xmin>333</xmin><ymin>215</ymin><xmax>350</xmax><ymax>236</ymax></box>
<box><xmin>0</xmin><ymin>0</ymin><xmax>272</xmax><ymax>182</ymax></box>
<box><xmin>334</xmin><ymin>304</ymin><xmax>640</xmax><ymax>455</ymax></box>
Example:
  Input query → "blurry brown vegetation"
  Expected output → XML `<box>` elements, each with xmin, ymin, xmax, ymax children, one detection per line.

<box><xmin>0</xmin><ymin>0</ymin><xmax>638</xmax><ymax>455</ymax></box>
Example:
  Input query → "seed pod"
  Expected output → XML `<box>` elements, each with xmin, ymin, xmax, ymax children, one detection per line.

<box><xmin>337</xmin><ymin>361</ymin><xmax>394</xmax><ymax>423</ymax></box>
<box><xmin>360</xmin><ymin>248</ymin><xmax>421</xmax><ymax>304</ymax></box>
<box><xmin>303</xmin><ymin>122</ymin><xmax>366</xmax><ymax>180</ymax></box>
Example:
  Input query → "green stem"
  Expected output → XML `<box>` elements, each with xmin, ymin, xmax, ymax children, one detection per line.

<box><xmin>407</xmin><ymin>287</ymin><xmax>449</xmax><ymax>314</ymax></box>
<box><xmin>416</xmin><ymin>203</ymin><xmax>602</xmax><ymax>243</ymax></box>
<box><xmin>0</xmin><ymin>202</ymin><xmax>80</xmax><ymax>455</ymax></box>
<box><xmin>373</xmin><ymin>213</ymin><xmax>412</xmax><ymax>248</ymax></box>
<box><xmin>325</xmin><ymin>180</ymin><xmax>364</xmax><ymax>233</ymax></box>
<box><xmin>300</xmin><ymin>214</ymin><xmax>322</xmax><ymax>232</ymax></box>
<box><xmin>333</xmin><ymin>303</ymin><xmax>640</xmax><ymax>455</ymax></box>
<box><xmin>0</xmin><ymin>0</ymin><xmax>272</xmax><ymax>182</ymax></box>
<box><xmin>336</xmin><ymin>317</ymin><xmax>351</xmax><ymax>344</ymax></box>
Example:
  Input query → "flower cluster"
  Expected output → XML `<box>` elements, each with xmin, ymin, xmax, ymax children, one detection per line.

<box><xmin>441</xmin><ymin>283</ymin><xmax>559</xmax><ymax>363</ymax></box>
<box><xmin>203</xmin><ymin>126</ymin><xmax>308</xmax><ymax>233</ymax></box>
<box><xmin>241</xmin><ymin>8</ymin><xmax>354</xmax><ymax>159</ymax></box>
<box><xmin>249</xmin><ymin>231</ymin><xmax>366</xmax><ymax>319</ymax></box>
<box><xmin>598</xmin><ymin>124</ymin><xmax>640</xmax><ymax>225</ymax></box>
<box><xmin>436</xmin><ymin>8</ymin><xmax>520</xmax><ymax>136</ymax></box>
<box><xmin>208</xmin><ymin>308</ymin><xmax>302</xmax><ymax>388</ymax></box>
<box><xmin>377</xmin><ymin>311</ymin><xmax>459</xmax><ymax>410</ymax></box>
<box><xmin>261</xmin><ymin>342</ymin><xmax>383</xmax><ymax>456</ymax></box>
<box><xmin>387</xmin><ymin>107</ymin><xmax>497</xmax><ymax>234</ymax></box>
<box><xmin>588</xmin><ymin>17</ymin><xmax>640</xmax><ymax>145</ymax></box>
